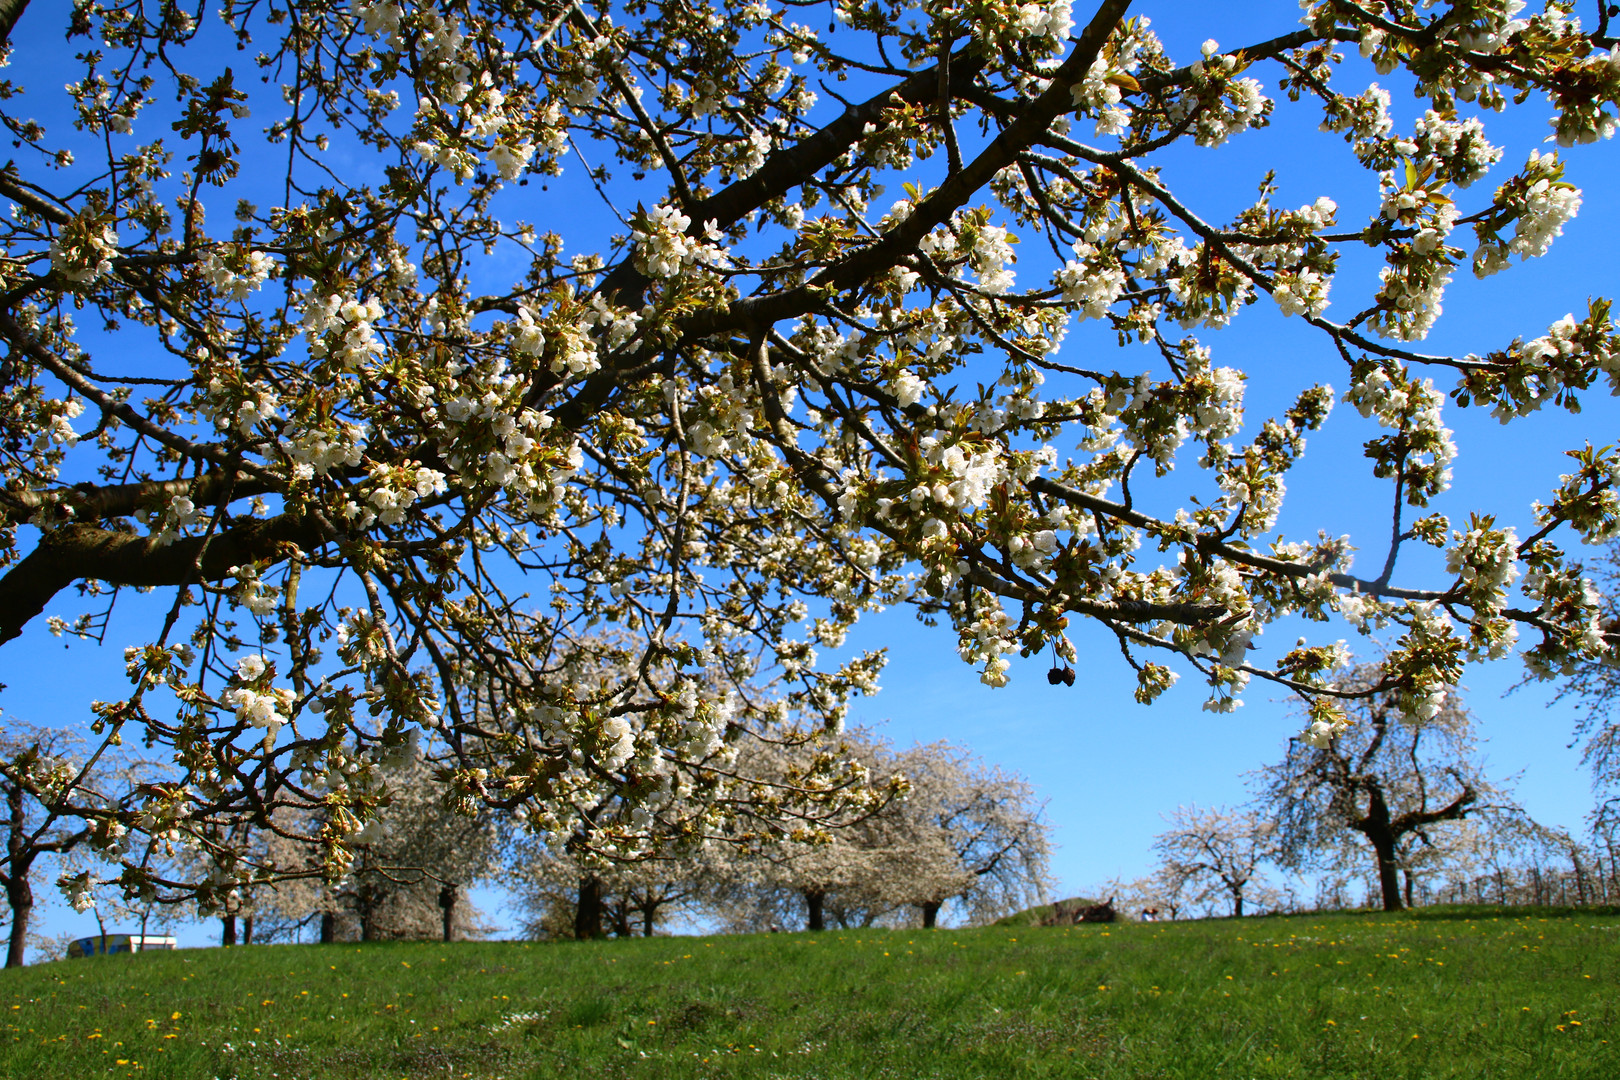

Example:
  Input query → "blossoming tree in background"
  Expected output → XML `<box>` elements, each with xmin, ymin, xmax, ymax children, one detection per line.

<box><xmin>879</xmin><ymin>741</ymin><xmax>1051</xmax><ymax>927</ymax></box>
<box><xmin>1150</xmin><ymin>803</ymin><xmax>1278</xmax><ymax>917</ymax></box>
<box><xmin>1251</xmin><ymin>664</ymin><xmax>1511</xmax><ymax>910</ymax></box>
<box><xmin>3</xmin><ymin>0</ymin><xmax>1620</xmax><ymax>905</ymax></box>
<box><xmin>696</xmin><ymin>733</ymin><xmax>1048</xmax><ymax>929</ymax></box>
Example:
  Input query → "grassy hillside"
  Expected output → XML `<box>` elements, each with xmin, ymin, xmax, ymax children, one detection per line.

<box><xmin>2</xmin><ymin>906</ymin><xmax>1614</xmax><ymax>1079</ymax></box>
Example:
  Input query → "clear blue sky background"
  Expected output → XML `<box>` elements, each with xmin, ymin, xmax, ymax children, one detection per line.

<box><xmin>6</xmin><ymin>1</ymin><xmax>1620</xmax><ymax>946</ymax></box>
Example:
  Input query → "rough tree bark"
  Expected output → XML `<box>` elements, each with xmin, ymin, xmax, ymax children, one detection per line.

<box><xmin>438</xmin><ymin>884</ymin><xmax>456</xmax><ymax>943</ymax></box>
<box><xmin>574</xmin><ymin>875</ymin><xmax>603</xmax><ymax>940</ymax></box>
<box><xmin>0</xmin><ymin>0</ymin><xmax>29</xmax><ymax>49</ymax></box>
<box><xmin>804</xmin><ymin>888</ymin><xmax>825</xmax><ymax>932</ymax></box>
<box><xmin>4</xmin><ymin>781</ymin><xmax>30</xmax><ymax>969</ymax></box>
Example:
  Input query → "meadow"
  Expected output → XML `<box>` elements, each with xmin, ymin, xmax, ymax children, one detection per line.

<box><xmin>1</xmin><ymin>905</ymin><xmax>1613</xmax><ymax>1079</ymax></box>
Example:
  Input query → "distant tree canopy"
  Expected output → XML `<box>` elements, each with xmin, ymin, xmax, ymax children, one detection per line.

<box><xmin>1252</xmin><ymin>664</ymin><xmax>1510</xmax><ymax>911</ymax></box>
<box><xmin>514</xmin><ymin>734</ymin><xmax>1049</xmax><ymax>934</ymax></box>
<box><xmin>2</xmin><ymin>1</ymin><xmax>1620</xmax><ymax>911</ymax></box>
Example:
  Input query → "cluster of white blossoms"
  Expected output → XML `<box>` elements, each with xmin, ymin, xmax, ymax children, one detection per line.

<box><xmin>201</xmin><ymin>247</ymin><xmax>275</xmax><ymax>302</ymax></box>
<box><xmin>1054</xmin><ymin>240</ymin><xmax>1129</xmax><ymax>320</ymax></box>
<box><xmin>1520</xmin><ymin>561</ymin><xmax>1608</xmax><ymax>677</ymax></box>
<box><xmin>1482</xmin><ymin>309</ymin><xmax>1620</xmax><ymax>422</ymax></box>
<box><xmin>1474</xmin><ymin>151</ymin><xmax>1582</xmax><ymax>276</ymax></box>
<box><xmin>1445</xmin><ymin>518</ymin><xmax>1520</xmax><ymax>622</ymax></box>
<box><xmin>891</xmin><ymin>368</ymin><xmax>926</xmax><ymax>408</ymax></box>
<box><xmin>908</xmin><ymin>434</ymin><xmax>1007</xmax><ymax>515</ymax></box>
<box><xmin>1389</xmin><ymin>601</ymin><xmax>1456</xmax><ymax>721</ymax></box>
<box><xmin>487</xmin><ymin>137</ymin><xmax>535</xmax><ymax>181</ymax></box>
<box><xmin>64</xmin><ymin>872</ymin><xmax>96</xmax><ymax>913</ymax></box>
<box><xmin>1217</xmin><ymin>447</ymin><xmax>1289</xmax><ymax>533</ymax></box>
<box><xmin>1453</xmin><ymin>0</ymin><xmax>1531</xmax><ymax>54</ymax></box>
<box><xmin>1320</xmin><ymin>82</ymin><xmax>1394</xmax><ymax>149</ymax></box>
<box><xmin>1067</xmin><ymin>15</ymin><xmax>1154</xmax><ymax>132</ymax></box>
<box><xmin>1176</xmin><ymin>557</ymin><xmax>1256</xmax><ymax>662</ymax></box>
<box><xmin>431</xmin><ymin>356</ymin><xmax>582</xmax><ymax>518</ymax></box>
<box><xmin>32</xmin><ymin>397</ymin><xmax>83</xmax><ymax>454</ymax></box>
<box><xmin>508</xmin><ymin>306</ymin><xmax>546</xmax><ymax>357</ymax></box>
<box><xmin>598</xmin><ymin>714</ymin><xmax>637</xmax><ymax>772</ymax></box>
<box><xmin>1184</xmin><ymin>349</ymin><xmax>1248</xmax><ymax>444</ymax></box>
<box><xmin>1006</xmin><ymin>528</ymin><xmax>1060</xmax><ymax>569</ymax></box>
<box><xmin>958</xmin><ymin>603</ymin><xmax>1017</xmax><ymax>687</ymax></box>
<box><xmin>1506</xmin><ymin>152</ymin><xmax>1580</xmax><ymax>257</ymax></box>
<box><xmin>221</xmin><ymin>654</ymin><xmax>292</xmax><ymax>745</ymax></box>
<box><xmin>584</xmin><ymin>294</ymin><xmax>643</xmax><ymax>352</ymax></box>
<box><xmin>349</xmin><ymin>0</ymin><xmax>405</xmax><ymax>42</ymax></box>
<box><xmin>284</xmin><ymin>420</ymin><xmax>367</xmax><ymax>481</ymax></box>
<box><xmin>203</xmin><ymin>374</ymin><xmax>281</xmax><ymax>439</ymax></box>
<box><xmin>1301</xmin><ymin>713</ymin><xmax>1350</xmax><ymax>748</ymax></box>
<box><xmin>544</xmin><ymin>321</ymin><xmax>602</xmax><ymax>378</ymax></box>
<box><xmin>1014</xmin><ymin>0</ymin><xmax>1075</xmax><ymax>56</ymax></box>
<box><xmin>49</xmin><ymin>222</ymin><xmax>118</xmax><ymax>285</ymax></box>
<box><xmin>1271</xmin><ymin>266</ymin><xmax>1330</xmax><ymax>318</ymax></box>
<box><xmin>1172</xmin><ymin>41</ymin><xmax>1269</xmax><ymax>148</ymax></box>
<box><xmin>966</xmin><ymin>223</ymin><xmax>1017</xmax><ymax>295</ymax></box>
<box><xmin>230</xmin><ymin>564</ymin><xmax>280</xmax><ymax>618</ymax></box>
<box><xmin>1070</xmin><ymin>57</ymin><xmax>1129</xmax><ymax>137</ymax></box>
<box><xmin>1534</xmin><ymin>434</ymin><xmax>1620</xmax><ymax>544</ymax></box>
<box><xmin>1370</xmin><ymin>171</ymin><xmax>1462</xmax><ymax>341</ymax></box>
<box><xmin>357</xmin><ymin>462</ymin><xmax>448</xmax><ymax>527</ymax></box>
<box><xmin>301</xmin><ymin>295</ymin><xmax>388</xmax><ymax>370</ymax></box>
<box><xmin>1405</xmin><ymin>109</ymin><xmax>1502</xmax><ymax>188</ymax></box>
<box><xmin>152</xmin><ymin>493</ymin><xmax>205</xmax><ymax>546</ymax></box>
<box><xmin>631</xmin><ymin>204</ymin><xmax>731</xmax><ymax>279</ymax></box>
<box><xmin>1345</xmin><ymin>365</ymin><xmax>1457</xmax><ymax>501</ymax></box>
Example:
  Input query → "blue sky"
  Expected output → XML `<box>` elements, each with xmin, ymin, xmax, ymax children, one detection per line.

<box><xmin>7</xmin><ymin>1</ymin><xmax>1620</xmax><ymax>945</ymax></box>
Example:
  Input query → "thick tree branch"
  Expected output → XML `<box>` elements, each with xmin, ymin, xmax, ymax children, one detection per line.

<box><xmin>0</xmin><ymin>512</ymin><xmax>332</xmax><ymax>645</ymax></box>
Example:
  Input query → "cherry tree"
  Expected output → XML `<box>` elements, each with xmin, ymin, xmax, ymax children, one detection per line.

<box><xmin>4</xmin><ymin>0</ymin><xmax>1620</xmax><ymax>899</ymax></box>
<box><xmin>881</xmin><ymin>742</ymin><xmax>1051</xmax><ymax>927</ymax></box>
<box><xmin>513</xmin><ymin>844</ymin><xmax>714</xmax><ymax>937</ymax></box>
<box><xmin>0</xmin><ymin>724</ymin><xmax>93</xmax><ymax>967</ymax></box>
<box><xmin>1151</xmin><ymin>803</ymin><xmax>1276</xmax><ymax>917</ymax></box>
<box><xmin>704</xmin><ymin>734</ymin><xmax>1047</xmax><ymax>929</ymax></box>
<box><xmin>1251</xmin><ymin>663</ymin><xmax>1510</xmax><ymax>910</ymax></box>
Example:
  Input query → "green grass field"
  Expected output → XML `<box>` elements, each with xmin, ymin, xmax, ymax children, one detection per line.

<box><xmin>1</xmin><ymin>906</ymin><xmax>1613</xmax><ymax>1079</ymax></box>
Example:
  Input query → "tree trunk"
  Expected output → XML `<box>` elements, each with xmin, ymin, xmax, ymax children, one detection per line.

<box><xmin>919</xmin><ymin>901</ymin><xmax>941</xmax><ymax>929</ymax></box>
<box><xmin>641</xmin><ymin>904</ymin><xmax>656</xmax><ymax>937</ymax></box>
<box><xmin>574</xmin><ymin>875</ymin><xmax>604</xmax><ymax>940</ymax></box>
<box><xmin>1371</xmin><ymin>835</ymin><xmax>1404</xmax><ymax>911</ymax></box>
<box><xmin>804</xmin><ymin>888</ymin><xmax>825</xmax><ymax>931</ymax></box>
<box><xmin>1232</xmin><ymin>891</ymin><xmax>1244</xmax><ymax>918</ymax></box>
<box><xmin>439</xmin><ymin>885</ymin><xmax>456</xmax><ymax>943</ymax></box>
<box><xmin>5</xmin><ymin>873</ymin><xmax>32</xmax><ymax>969</ymax></box>
<box><xmin>243</xmin><ymin>915</ymin><xmax>255</xmax><ymax>945</ymax></box>
<box><xmin>1403</xmin><ymin>868</ymin><xmax>1415</xmax><ymax>910</ymax></box>
<box><xmin>222</xmin><ymin>914</ymin><xmax>237</xmax><ymax>947</ymax></box>
<box><xmin>4</xmin><ymin>782</ymin><xmax>30</xmax><ymax>969</ymax></box>
<box><xmin>319</xmin><ymin>912</ymin><xmax>336</xmax><ymax>944</ymax></box>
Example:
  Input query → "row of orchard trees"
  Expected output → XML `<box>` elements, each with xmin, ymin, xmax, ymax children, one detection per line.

<box><xmin>0</xmin><ymin>739</ymin><xmax>503</xmax><ymax>957</ymax></box>
<box><xmin>1112</xmin><ymin>664</ymin><xmax>1620</xmax><ymax>920</ymax></box>
<box><xmin>512</xmin><ymin>736</ymin><xmax>1052</xmax><ymax>937</ymax></box>
<box><xmin>0</xmin><ymin>723</ymin><xmax>1050</xmax><ymax>957</ymax></box>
